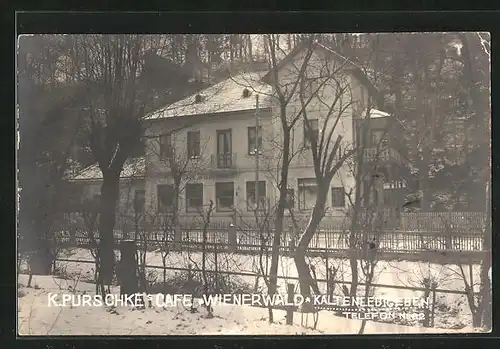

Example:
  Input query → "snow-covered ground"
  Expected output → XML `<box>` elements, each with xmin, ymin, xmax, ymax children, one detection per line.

<box><xmin>17</xmin><ymin>275</ymin><xmax>472</xmax><ymax>335</ymax></box>
<box><xmin>18</xmin><ymin>247</ymin><xmax>489</xmax><ymax>331</ymax></box>
<box><xmin>51</xmin><ymin>247</ymin><xmax>484</xmax><ymax>293</ymax></box>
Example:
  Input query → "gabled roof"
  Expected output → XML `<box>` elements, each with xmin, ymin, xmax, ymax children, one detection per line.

<box><xmin>261</xmin><ymin>41</ymin><xmax>384</xmax><ymax>109</ymax></box>
<box><xmin>67</xmin><ymin>157</ymin><xmax>145</xmax><ymax>181</ymax></box>
<box><xmin>145</xmin><ymin>71</ymin><xmax>273</xmax><ymax>120</ymax></box>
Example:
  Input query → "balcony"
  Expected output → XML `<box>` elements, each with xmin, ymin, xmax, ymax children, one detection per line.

<box><xmin>211</xmin><ymin>153</ymin><xmax>237</xmax><ymax>176</ymax></box>
<box><xmin>363</xmin><ymin>147</ymin><xmax>402</xmax><ymax>164</ymax></box>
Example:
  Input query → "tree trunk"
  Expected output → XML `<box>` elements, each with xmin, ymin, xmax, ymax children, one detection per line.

<box><xmin>348</xmin><ymin>153</ymin><xmax>366</xmax><ymax>297</ymax></box>
<box><xmin>98</xmin><ymin>170</ymin><xmax>121</xmax><ymax>286</ymax></box>
<box><xmin>268</xmin><ymin>128</ymin><xmax>291</xmax><ymax>306</ymax></box>
<box><xmin>29</xmin><ymin>236</ymin><xmax>53</xmax><ymax>275</ymax></box>
<box><xmin>294</xmin><ymin>189</ymin><xmax>327</xmax><ymax>297</ymax></box>
<box><xmin>247</xmin><ymin>35</ymin><xmax>253</xmax><ymax>63</ymax></box>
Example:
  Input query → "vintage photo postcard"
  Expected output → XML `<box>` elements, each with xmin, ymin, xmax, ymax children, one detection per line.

<box><xmin>16</xmin><ymin>32</ymin><xmax>491</xmax><ymax>335</ymax></box>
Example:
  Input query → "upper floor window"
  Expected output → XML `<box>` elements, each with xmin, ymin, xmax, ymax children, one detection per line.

<box><xmin>187</xmin><ymin>131</ymin><xmax>201</xmax><ymax>158</ymax></box>
<box><xmin>248</xmin><ymin>126</ymin><xmax>263</xmax><ymax>155</ymax></box>
<box><xmin>217</xmin><ymin>129</ymin><xmax>233</xmax><ymax>168</ymax></box>
<box><xmin>159</xmin><ymin>133</ymin><xmax>173</xmax><ymax>160</ymax></box>
<box><xmin>369</xmin><ymin>129</ymin><xmax>386</xmax><ymax>147</ymax></box>
<box><xmin>157</xmin><ymin>184</ymin><xmax>174</xmax><ymax>213</ymax></box>
<box><xmin>304</xmin><ymin>119</ymin><xmax>319</xmax><ymax>148</ymax></box>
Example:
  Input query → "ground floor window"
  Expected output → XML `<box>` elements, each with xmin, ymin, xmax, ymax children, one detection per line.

<box><xmin>186</xmin><ymin>183</ymin><xmax>203</xmax><ymax>212</ymax></box>
<box><xmin>246</xmin><ymin>181</ymin><xmax>266</xmax><ymax>211</ymax></box>
<box><xmin>285</xmin><ymin>188</ymin><xmax>295</xmax><ymax>210</ymax></box>
<box><xmin>65</xmin><ymin>182</ymin><xmax>85</xmax><ymax>212</ymax></box>
<box><xmin>157</xmin><ymin>184</ymin><xmax>174</xmax><ymax>213</ymax></box>
<box><xmin>298</xmin><ymin>178</ymin><xmax>317</xmax><ymax>210</ymax></box>
<box><xmin>331</xmin><ymin>187</ymin><xmax>345</xmax><ymax>208</ymax></box>
<box><xmin>215</xmin><ymin>182</ymin><xmax>234</xmax><ymax>212</ymax></box>
<box><xmin>134</xmin><ymin>189</ymin><xmax>145</xmax><ymax>213</ymax></box>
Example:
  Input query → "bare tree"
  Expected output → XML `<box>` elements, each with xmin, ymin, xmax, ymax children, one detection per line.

<box><xmin>148</xmin><ymin>128</ymin><xmax>210</xmax><ymax>237</ymax></box>
<box><xmin>293</xmin><ymin>50</ymin><xmax>357</xmax><ymax>301</ymax></box>
<box><xmin>199</xmin><ymin>200</ymin><xmax>215</xmax><ymax>318</ymax></box>
<box><xmin>66</xmin><ymin>35</ymin><xmax>190</xmax><ymax>294</ymax></box>
<box><xmin>261</xmin><ymin>34</ymin><xmax>318</xmax><ymax>323</ymax></box>
<box><xmin>18</xmin><ymin>34</ymin><xmax>86</xmax><ymax>276</ymax></box>
<box><xmin>233</xmin><ymin>34</ymin><xmax>366</xmax><ymax>322</ymax></box>
<box><xmin>457</xmin><ymin>32</ymin><xmax>491</xmax><ymax>329</ymax></box>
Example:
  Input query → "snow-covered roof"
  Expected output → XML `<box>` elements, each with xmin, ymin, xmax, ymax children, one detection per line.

<box><xmin>68</xmin><ymin>157</ymin><xmax>145</xmax><ymax>181</ymax></box>
<box><xmin>362</xmin><ymin>108</ymin><xmax>391</xmax><ymax>119</ymax></box>
<box><xmin>369</xmin><ymin>108</ymin><xmax>391</xmax><ymax>118</ymax></box>
<box><xmin>145</xmin><ymin>72</ymin><xmax>273</xmax><ymax>120</ymax></box>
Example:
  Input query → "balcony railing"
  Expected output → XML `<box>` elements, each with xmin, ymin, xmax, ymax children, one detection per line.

<box><xmin>211</xmin><ymin>153</ymin><xmax>237</xmax><ymax>170</ymax></box>
<box><xmin>364</xmin><ymin>147</ymin><xmax>402</xmax><ymax>163</ymax></box>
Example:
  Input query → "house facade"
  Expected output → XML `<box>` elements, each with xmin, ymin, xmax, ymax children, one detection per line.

<box><xmin>142</xmin><ymin>43</ymin><xmax>405</xmax><ymax>226</ymax></box>
<box><xmin>65</xmin><ymin>158</ymin><xmax>146</xmax><ymax>232</ymax></box>
<box><xmin>67</xmin><ymin>42</ymin><xmax>407</xmax><ymax>228</ymax></box>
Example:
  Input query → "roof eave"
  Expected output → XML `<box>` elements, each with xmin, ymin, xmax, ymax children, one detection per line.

<box><xmin>145</xmin><ymin>106</ymin><xmax>273</xmax><ymax>122</ymax></box>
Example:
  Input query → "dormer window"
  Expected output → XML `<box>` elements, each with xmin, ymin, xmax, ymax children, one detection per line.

<box><xmin>242</xmin><ymin>88</ymin><xmax>251</xmax><ymax>98</ymax></box>
<box><xmin>195</xmin><ymin>94</ymin><xmax>204</xmax><ymax>103</ymax></box>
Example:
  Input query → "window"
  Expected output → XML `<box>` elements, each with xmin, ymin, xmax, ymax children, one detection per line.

<box><xmin>157</xmin><ymin>184</ymin><xmax>174</xmax><ymax>213</ymax></box>
<box><xmin>363</xmin><ymin>180</ymin><xmax>372</xmax><ymax>207</ymax></box>
<box><xmin>383</xmin><ymin>185</ymin><xmax>404</xmax><ymax>206</ymax></box>
<box><xmin>246</xmin><ymin>181</ymin><xmax>266</xmax><ymax>211</ymax></box>
<box><xmin>217</xmin><ymin>129</ymin><xmax>232</xmax><ymax>168</ymax></box>
<box><xmin>187</xmin><ymin>131</ymin><xmax>201</xmax><ymax>158</ymax></box>
<box><xmin>331</xmin><ymin>187</ymin><xmax>345</xmax><ymax>208</ymax></box>
<box><xmin>369</xmin><ymin>129</ymin><xmax>384</xmax><ymax>147</ymax></box>
<box><xmin>134</xmin><ymin>189</ymin><xmax>145</xmax><ymax>213</ymax></box>
<box><xmin>383</xmin><ymin>189</ymin><xmax>395</xmax><ymax>206</ymax></box>
<box><xmin>285</xmin><ymin>188</ymin><xmax>295</xmax><ymax>209</ymax></box>
<box><xmin>66</xmin><ymin>183</ymin><xmax>84</xmax><ymax>212</ymax></box>
<box><xmin>248</xmin><ymin>126</ymin><xmax>263</xmax><ymax>155</ymax></box>
<box><xmin>186</xmin><ymin>183</ymin><xmax>203</xmax><ymax>212</ymax></box>
<box><xmin>363</xmin><ymin>178</ymin><xmax>384</xmax><ymax>207</ymax></box>
<box><xmin>304</xmin><ymin>119</ymin><xmax>319</xmax><ymax>147</ymax></box>
<box><xmin>159</xmin><ymin>133</ymin><xmax>173</xmax><ymax>160</ymax></box>
<box><xmin>215</xmin><ymin>182</ymin><xmax>234</xmax><ymax>212</ymax></box>
<box><xmin>298</xmin><ymin>178</ymin><xmax>317</xmax><ymax>210</ymax></box>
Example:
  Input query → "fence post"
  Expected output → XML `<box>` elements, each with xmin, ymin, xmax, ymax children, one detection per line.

<box><xmin>430</xmin><ymin>282</ymin><xmax>437</xmax><ymax>327</ymax></box>
<box><xmin>228</xmin><ymin>223</ymin><xmax>237</xmax><ymax>252</ymax></box>
<box><xmin>422</xmin><ymin>278</ymin><xmax>431</xmax><ymax>327</ymax></box>
<box><xmin>119</xmin><ymin>240</ymin><xmax>138</xmax><ymax>296</ymax></box>
<box><xmin>286</xmin><ymin>283</ymin><xmax>295</xmax><ymax>325</ymax></box>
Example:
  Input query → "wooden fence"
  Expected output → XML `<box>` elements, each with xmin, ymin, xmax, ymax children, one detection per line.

<box><xmin>54</xmin><ymin>227</ymin><xmax>486</xmax><ymax>264</ymax></box>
